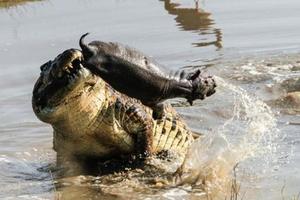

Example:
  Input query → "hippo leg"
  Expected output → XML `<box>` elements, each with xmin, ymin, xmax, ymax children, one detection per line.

<box><xmin>146</xmin><ymin>70</ymin><xmax>216</xmax><ymax>119</ymax></box>
<box><xmin>164</xmin><ymin>69</ymin><xmax>215</xmax><ymax>105</ymax></box>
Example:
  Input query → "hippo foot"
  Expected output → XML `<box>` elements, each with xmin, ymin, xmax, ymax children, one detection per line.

<box><xmin>186</xmin><ymin>69</ymin><xmax>217</xmax><ymax>105</ymax></box>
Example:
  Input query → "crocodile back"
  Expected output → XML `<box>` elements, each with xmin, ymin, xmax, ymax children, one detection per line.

<box><xmin>152</xmin><ymin>105</ymin><xmax>195</xmax><ymax>154</ymax></box>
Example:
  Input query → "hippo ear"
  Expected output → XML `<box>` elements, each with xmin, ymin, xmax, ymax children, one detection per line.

<box><xmin>79</xmin><ymin>33</ymin><xmax>95</xmax><ymax>59</ymax></box>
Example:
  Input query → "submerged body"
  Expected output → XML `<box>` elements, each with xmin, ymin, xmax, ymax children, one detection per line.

<box><xmin>79</xmin><ymin>33</ymin><xmax>216</xmax><ymax>118</ymax></box>
<box><xmin>32</xmin><ymin>49</ymin><xmax>196</xmax><ymax>175</ymax></box>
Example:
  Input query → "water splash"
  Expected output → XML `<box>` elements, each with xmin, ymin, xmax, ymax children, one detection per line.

<box><xmin>178</xmin><ymin>77</ymin><xmax>280</xmax><ymax>196</ymax></box>
<box><xmin>0</xmin><ymin>150</ymin><xmax>55</xmax><ymax>199</ymax></box>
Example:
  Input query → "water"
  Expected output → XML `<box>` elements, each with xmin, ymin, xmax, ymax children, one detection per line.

<box><xmin>0</xmin><ymin>0</ymin><xmax>299</xmax><ymax>199</ymax></box>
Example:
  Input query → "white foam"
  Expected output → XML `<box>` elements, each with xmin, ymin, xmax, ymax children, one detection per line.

<box><xmin>178</xmin><ymin>77</ymin><xmax>280</xmax><ymax>193</ymax></box>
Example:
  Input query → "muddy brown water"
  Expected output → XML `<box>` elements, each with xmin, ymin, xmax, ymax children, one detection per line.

<box><xmin>0</xmin><ymin>0</ymin><xmax>299</xmax><ymax>199</ymax></box>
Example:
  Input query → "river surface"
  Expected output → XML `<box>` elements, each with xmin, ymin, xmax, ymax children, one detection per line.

<box><xmin>0</xmin><ymin>0</ymin><xmax>299</xmax><ymax>199</ymax></box>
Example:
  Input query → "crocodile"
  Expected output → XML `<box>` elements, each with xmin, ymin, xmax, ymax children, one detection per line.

<box><xmin>79</xmin><ymin>33</ymin><xmax>216</xmax><ymax>119</ymax></box>
<box><xmin>32</xmin><ymin>49</ymin><xmax>198</xmax><ymax>175</ymax></box>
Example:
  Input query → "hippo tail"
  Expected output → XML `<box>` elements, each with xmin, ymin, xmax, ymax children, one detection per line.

<box><xmin>79</xmin><ymin>33</ymin><xmax>95</xmax><ymax>59</ymax></box>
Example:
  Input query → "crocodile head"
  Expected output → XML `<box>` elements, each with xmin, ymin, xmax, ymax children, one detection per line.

<box><xmin>32</xmin><ymin>49</ymin><xmax>102</xmax><ymax>124</ymax></box>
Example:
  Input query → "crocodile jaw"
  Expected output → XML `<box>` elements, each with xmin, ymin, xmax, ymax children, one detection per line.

<box><xmin>32</xmin><ymin>49</ymin><xmax>92</xmax><ymax>123</ymax></box>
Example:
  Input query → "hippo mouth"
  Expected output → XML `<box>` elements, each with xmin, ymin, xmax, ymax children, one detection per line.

<box><xmin>32</xmin><ymin>49</ymin><xmax>90</xmax><ymax>113</ymax></box>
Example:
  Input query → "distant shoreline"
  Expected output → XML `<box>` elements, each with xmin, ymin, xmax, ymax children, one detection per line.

<box><xmin>0</xmin><ymin>0</ymin><xmax>40</xmax><ymax>8</ymax></box>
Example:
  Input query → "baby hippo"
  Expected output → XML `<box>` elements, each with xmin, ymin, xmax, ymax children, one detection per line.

<box><xmin>79</xmin><ymin>33</ymin><xmax>216</xmax><ymax>119</ymax></box>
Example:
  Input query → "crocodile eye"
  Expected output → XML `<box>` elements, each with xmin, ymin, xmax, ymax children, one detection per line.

<box><xmin>84</xmin><ymin>80</ymin><xmax>96</xmax><ymax>92</ymax></box>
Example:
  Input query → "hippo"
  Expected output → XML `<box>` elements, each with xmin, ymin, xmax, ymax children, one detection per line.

<box><xmin>79</xmin><ymin>33</ymin><xmax>216</xmax><ymax>119</ymax></box>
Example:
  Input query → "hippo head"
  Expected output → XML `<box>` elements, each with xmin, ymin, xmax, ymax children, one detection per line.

<box><xmin>32</xmin><ymin>49</ymin><xmax>103</xmax><ymax>124</ymax></box>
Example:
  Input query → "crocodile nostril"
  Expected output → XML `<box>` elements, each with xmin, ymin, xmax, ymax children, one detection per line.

<box><xmin>40</xmin><ymin>60</ymin><xmax>51</xmax><ymax>71</ymax></box>
<box><xmin>50</xmin><ymin>64</ymin><xmax>58</xmax><ymax>78</ymax></box>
